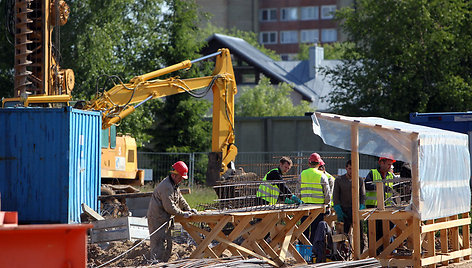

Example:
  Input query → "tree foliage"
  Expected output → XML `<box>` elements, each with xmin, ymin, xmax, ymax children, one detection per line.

<box><xmin>147</xmin><ymin>0</ymin><xmax>212</xmax><ymax>153</ymax></box>
<box><xmin>235</xmin><ymin>76</ymin><xmax>313</xmax><ymax>117</ymax></box>
<box><xmin>296</xmin><ymin>42</ymin><xmax>353</xmax><ymax>60</ymax></box>
<box><xmin>324</xmin><ymin>0</ymin><xmax>472</xmax><ymax>121</ymax></box>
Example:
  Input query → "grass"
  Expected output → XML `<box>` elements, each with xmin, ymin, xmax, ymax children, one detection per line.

<box><xmin>138</xmin><ymin>182</ymin><xmax>217</xmax><ymax>211</ymax></box>
<box><xmin>184</xmin><ymin>186</ymin><xmax>218</xmax><ymax>210</ymax></box>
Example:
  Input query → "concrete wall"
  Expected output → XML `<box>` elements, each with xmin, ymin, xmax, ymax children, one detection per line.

<box><xmin>235</xmin><ymin>116</ymin><xmax>342</xmax><ymax>152</ymax></box>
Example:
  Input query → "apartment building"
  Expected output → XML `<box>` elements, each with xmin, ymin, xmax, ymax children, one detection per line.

<box><xmin>197</xmin><ymin>0</ymin><xmax>354</xmax><ymax>60</ymax></box>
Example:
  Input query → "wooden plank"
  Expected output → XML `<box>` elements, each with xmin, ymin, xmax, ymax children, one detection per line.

<box><xmin>411</xmin><ymin>133</ymin><xmax>421</xmax><ymax>213</ymax></box>
<box><xmin>376</xmin><ymin>181</ymin><xmax>385</xmax><ymax>210</ymax></box>
<box><xmin>450</xmin><ymin>215</ymin><xmax>460</xmax><ymax>263</ymax></box>
<box><xmin>360</xmin><ymin>210</ymin><xmax>413</xmax><ymax>220</ymax></box>
<box><xmin>368</xmin><ymin>219</ymin><xmax>376</xmax><ymax>257</ymax></box>
<box><xmin>213</xmin><ymin>235</ymin><xmax>278</xmax><ymax>267</ymax></box>
<box><xmin>180</xmin><ymin>222</ymin><xmax>222</xmax><ymax>258</ymax></box>
<box><xmin>81</xmin><ymin>203</ymin><xmax>104</xmax><ymax>221</ymax></box>
<box><xmin>412</xmin><ymin>217</ymin><xmax>421</xmax><ymax>268</ymax></box>
<box><xmin>421</xmin><ymin>218</ymin><xmax>471</xmax><ymax>233</ymax></box>
<box><xmin>290</xmin><ymin>208</ymin><xmax>321</xmax><ymax>245</ymax></box>
<box><xmin>279</xmin><ymin>224</ymin><xmax>294</xmax><ymax>261</ymax></box>
<box><xmin>240</xmin><ymin>214</ymin><xmax>279</xmax><ymax>253</ymax></box>
<box><xmin>425</xmin><ymin>220</ymin><xmax>436</xmax><ymax>268</ymax></box>
<box><xmin>176</xmin><ymin>214</ymin><xmax>234</xmax><ymax>223</ymax></box>
<box><xmin>379</xmin><ymin>258</ymin><xmax>414</xmax><ymax>267</ymax></box>
<box><xmin>437</xmin><ymin>217</ymin><xmax>449</xmax><ymax>266</ymax></box>
<box><xmin>288</xmin><ymin>243</ymin><xmax>307</xmax><ymax>264</ymax></box>
<box><xmin>214</xmin><ymin>215</ymin><xmax>253</xmax><ymax>256</ymax></box>
<box><xmin>270</xmin><ymin>212</ymin><xmax>304</xmax><ymax>248</ymax></box>
<box><xmin>382</xmin><ymin>220</ymin><xmax>389</xmax><ymax>250</ymax></box>
<box><xmin>351</xmin><ymin>123</ymin><xmax>361</xmax><ymax>260</ymax></box>
<box><xmin>378</xmin><ymin>221</ymin><xmax>413</xmax><ymax>259</ymax></box>
<box><xmin>463</xmin><ymin>213</ymin><xmax>471</xmax><ymax>261</ymax></box>
<box><xmin>189</xmin><ymin>216</ymin><xmax>231</xmax><ymax>259</ymax></box>
<box><xmin>259</xmin><ymin>239</ymin><xmax>284</xmax><ymax>266</ymax></box>
<box><xmin>421</xmin><ymin>248</ymin><xmax>472</xmax><ymax>266</ymax></box>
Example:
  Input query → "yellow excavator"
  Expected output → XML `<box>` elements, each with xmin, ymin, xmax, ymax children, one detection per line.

<box><xmin>2</xmin><ymin>0</ymin><xmax>237</xmax><ymax>187</ymax></box>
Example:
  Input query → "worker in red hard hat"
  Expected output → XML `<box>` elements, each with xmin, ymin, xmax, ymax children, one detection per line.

<box><xmin>147</xmin><ymin>161</ymin><xmax>197</xmax><ymax>262</ymax></box>
<box><xmin>300</xmin><ymin>152</ymin><xmax>331</xmax><ymax>262</ymax></box>
<box><xmin>365</xmin><ymin>156</ymin><xmax>395</xmax><ymax>255</ymax></box>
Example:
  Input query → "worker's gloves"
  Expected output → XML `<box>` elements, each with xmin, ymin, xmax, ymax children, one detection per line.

<box><xmin>182</xmin><ymin>212</ymin><xmax>192</xmax><ymax>218</ymax></box>
<box><xmin>333</xmin><ymin>204</ymin><xmax>344</xmax><ymax>222</ymax></box>
<box><xmin>190</xmin><ymin>208</ymin><xmax>198</xmax><ymax>214</ymax></box>
<box><xmin>359</xmin><ymin>204</ymin><xmax>366</xmax><ymax>210</ymax></box>
<box><xmin>291</xmin><ymin>195</ymin><xmax>303</xmax><ymax>204</ymax></box>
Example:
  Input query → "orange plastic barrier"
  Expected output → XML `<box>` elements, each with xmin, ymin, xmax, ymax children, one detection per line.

<box><xmin>0</xmin><ymin>223</ymin><xmax>92</xmax><ymax>268</ymax></box>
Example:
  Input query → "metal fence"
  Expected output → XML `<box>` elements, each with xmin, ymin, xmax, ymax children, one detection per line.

<box><xmin>137</xmin><ymin>151</ymin><xmax>379</xmax><ymax>186</ymax></box>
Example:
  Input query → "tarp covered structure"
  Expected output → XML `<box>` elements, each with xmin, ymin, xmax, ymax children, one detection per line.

<box><xmin>312</xmin><ymin>112</ymin><xmax>471</xmax><ymax>220</ymax></box>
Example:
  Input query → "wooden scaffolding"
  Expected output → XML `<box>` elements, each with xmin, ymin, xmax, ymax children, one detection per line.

<box><xmin>316</xmin><ymin>112</ymin><xmax>472</xmax><ymax>267</ymax></box>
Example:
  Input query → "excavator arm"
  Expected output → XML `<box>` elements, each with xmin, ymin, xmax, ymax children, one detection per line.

<box><xmin>84</xmin><ymin>48</ymin><xmax>238</xmax><ymax>181</ymax></box>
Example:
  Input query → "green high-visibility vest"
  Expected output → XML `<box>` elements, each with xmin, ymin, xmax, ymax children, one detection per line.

<box><xmin>300</xmin><ymin>168</ymin><xmax>325</xmax><ymax>204</ymax></box>
<box><xmin>256</xmin><ymin>168</ymin><xmax>280</xmax><ymax>205</ymax></box>
<box><xmin>365</xmin><ymin>169</ymin><xmax>394</xmax><ymax>207</ymax></box>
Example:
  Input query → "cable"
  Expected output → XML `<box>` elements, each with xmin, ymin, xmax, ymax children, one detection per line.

<box><xmin>94</xmin><ymin>215</ymin><xmax>175</xmax><ymax>268</ymax></box>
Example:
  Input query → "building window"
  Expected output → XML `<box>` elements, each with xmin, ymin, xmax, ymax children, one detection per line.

<box><xmin>321</xmin><ymin>5</ymin><xmax>336</xmax><ymax>20</ymax></box>
<box><xmin>260</xmin><ymin>8</ymin><xmax>277</xmax><ymax>22</ymax></box>
<box><xmin>301</xmin><ymin>29</ymin><xmax>319</xmax><ymax>43</ymax></box>
<box><xmin>260</xmin><ymin>31</ymin><xmax>277</xmax><ymax>44</ymax></box>
<box><xmin>280</xmin><ymin>31</ymin><xmax>298</xmax><ymax>44</ymax></box>
<box><xmin>321</xmin><ymin>29</ymin><xmax>337</xmax><ymax>42</ymax></box>
<box><xmin>301</xmin><ymin>6</ymin><xmax>319</xmax><ymax>20</ymax></box>
<box><xmin>281</xmin><ymin>7</ymin><xmax>298</xmax><ymax>21</ymax></box>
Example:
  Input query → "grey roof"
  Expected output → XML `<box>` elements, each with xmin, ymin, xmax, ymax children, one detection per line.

<box><xmin>205</xmin><ymin>34</ymin><xmax>341</xmax><ymax>111</ymax></box>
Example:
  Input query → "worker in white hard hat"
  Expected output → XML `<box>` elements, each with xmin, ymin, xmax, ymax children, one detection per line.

<box><xmin>147</xmin><ymin>161</ymin><xmax>197</xmax><ymax>262</ymax></box>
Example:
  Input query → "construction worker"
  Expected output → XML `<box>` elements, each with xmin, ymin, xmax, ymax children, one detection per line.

<box><xmin>299</xmin><ymin>153</ymin><xmax>331</xmax><ymax>256</ymax></box>
<box><xmin>364</xmin><ymin>157</ymin><xmax>395</xmax><ymax>255</ymax></box>
<box><xmin>256</xmin><ymin>156</ymin><xmax>300</xmax><ymax>205</ymax></box>
<box><xmin>365</xmin><ymin>157</ymin><xmax>395</xmax><ymax>208</ymax></box>
<box><xmin>318</xmin><ymin>161</ymin><xmax>335</xmax><ymax>205</ymax></box>
<box><xmin>333</xmin><ymin>160</ymin><xmax>366</xmax><ymax>251</ymax></box>
<box><xmin>147</xmin><ymin>161</ymin><xmax>197</xmax><ymax>262</ymax></box>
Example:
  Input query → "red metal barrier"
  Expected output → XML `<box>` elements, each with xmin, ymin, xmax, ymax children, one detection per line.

<box><xmin>0</xmin><ymin>223</ymin><xmax>92</xmax><ymax>267</ymax></box>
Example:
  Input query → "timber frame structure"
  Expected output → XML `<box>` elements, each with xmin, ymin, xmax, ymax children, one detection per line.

<box><xmin>315</xmin><ymin>112</ymin><xmax>472</xmax><ymax>267</ymax></box>
<box><xmin>175</xmin><ymin>204</ymin><xmax>325</xmax><ymax>267</ymax></box>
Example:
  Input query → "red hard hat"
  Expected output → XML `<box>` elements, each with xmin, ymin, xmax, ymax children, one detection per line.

<box><xmin>309</xmin><ymin>153</ymin><xmax>323</xmax><ymax>164</ymax></box>
<box><xmin>379</xmin><ymin>157</ymin><xmax>396</xmax><ymax>163</ymax></box>
<box><xmin>172</xmin><ymin>161</ymin><xmax>188</xmax><ymax>179</ymax></box>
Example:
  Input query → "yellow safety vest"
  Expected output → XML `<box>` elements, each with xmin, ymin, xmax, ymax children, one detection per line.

<box><xmin>256</xmin><ymin>168</ymin><xmax>280</xmax><ymax>205</ymax></box>
<box><xmin>365</xmin><ymin>169</ymin><xmax>394</xmax><ymax>207</ymax></box>
<box><xmin>325</xmin><ymin>172</ymin><xmax>335</xmax><ymax>206</ymax></box>
<box><xmin>300</xmin><ymin>168</ymin><xmax>325</xmax><ymax>204</ymax></box>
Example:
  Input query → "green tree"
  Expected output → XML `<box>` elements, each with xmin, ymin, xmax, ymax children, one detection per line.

<box><xmin>60</xmin><ymin>0</ymin><xmax>167</xmax><ymax>146</ymax></box>
<box><xmin>147</xmin><ymin>0</ymin><xmax>212</xmax><ymax>153</ymax></box>
<box><xmin>235</xmin><ymin>76</ymin><xmax>313</xmax><ymax>117</ymax></box>
<box><xmin>324</xmin><ymin>0</ymin><xmax>472</xmax><ymax>121</ymax></box>
<box><xmin>296</xmin><ymin>42</ymin><xmax>354</xmax><ymax>60</ymax></box>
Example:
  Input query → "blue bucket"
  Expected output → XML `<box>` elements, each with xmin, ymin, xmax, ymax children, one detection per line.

<box><xmin>295</xmin><ymin>244</ymin><xmax>312</xmax><ymax>262</ymax></box>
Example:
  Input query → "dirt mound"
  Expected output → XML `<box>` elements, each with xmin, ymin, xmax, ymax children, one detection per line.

<box><xmin>87</xmin><ymin>240</ymin><xmax>196</xmax><ymax>267</ymax></box>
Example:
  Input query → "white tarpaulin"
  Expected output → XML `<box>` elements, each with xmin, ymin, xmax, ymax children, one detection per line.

<box><xmin>312</xmin><ymin>112</ymin><xmax>471</xmax><ymax>220</ymax></box>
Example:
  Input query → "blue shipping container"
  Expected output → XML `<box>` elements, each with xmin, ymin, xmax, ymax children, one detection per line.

<box><xmin>0</xmin><ymin>107</ymin><xmax>101</xmax><ymax>223</ymax></box>
<box><xmin>410</xmin><ymin>112</ymin><xmax>472</xmax><ymax>134</ymax></box>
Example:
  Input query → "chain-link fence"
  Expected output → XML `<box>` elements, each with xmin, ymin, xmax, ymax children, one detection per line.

<box><xmin>137</xmin><ymin>151</ymin><xmax>379</xmax><ymax>186</ymax></box>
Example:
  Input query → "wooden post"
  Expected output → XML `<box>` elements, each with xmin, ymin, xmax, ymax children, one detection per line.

<box><xmin>463</xmin><ymin>213</ymin><xmax>471</xmax><ymax>261</ymax></box>
<box><xmin>351</xmin><ymin>123</ymin><xmax>361</xmax><ymax>259</ymax></box>
<box><xmin>411</xmin><ymin>133</ymin><xmax>421</xmax><ymax>214</ymax></box>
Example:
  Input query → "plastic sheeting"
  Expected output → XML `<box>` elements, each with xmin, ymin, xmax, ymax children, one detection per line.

<box><xmin>312</xmin><ymin>113</ymin><xmax>471</xmax><ymax>221</ymax></box>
